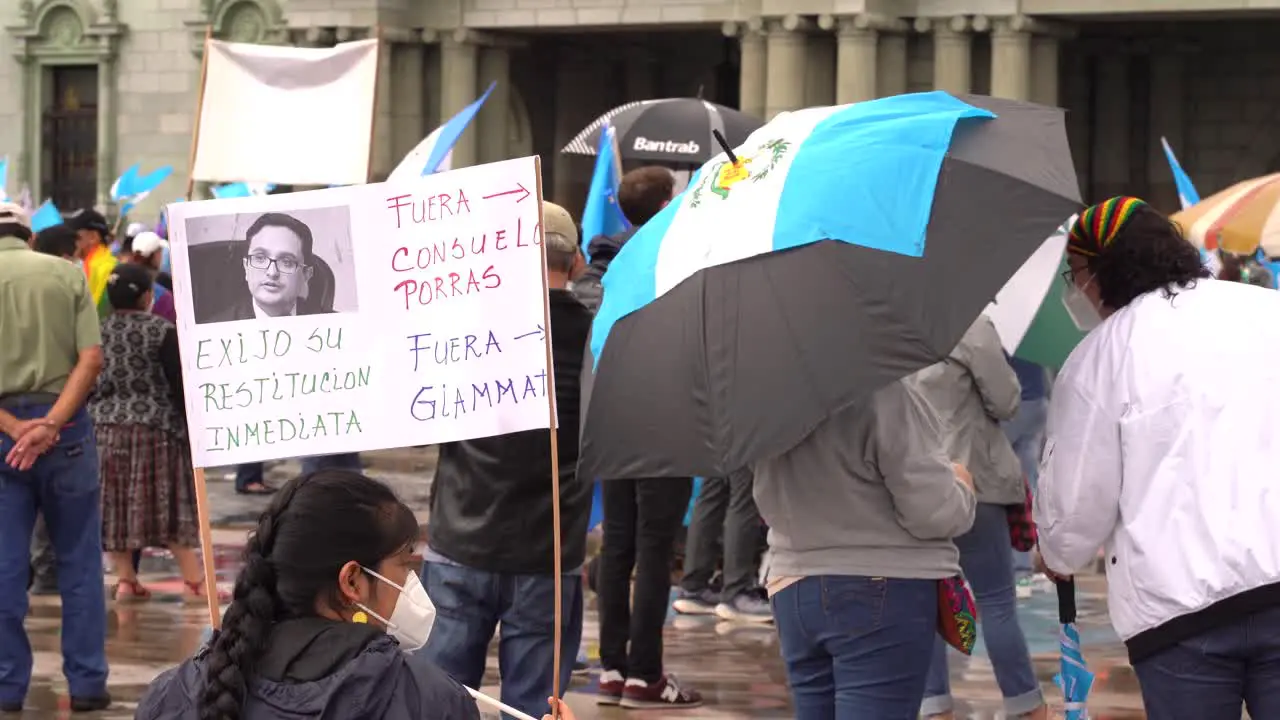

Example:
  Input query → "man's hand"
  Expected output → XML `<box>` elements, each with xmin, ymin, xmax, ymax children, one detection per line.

<box><xmin>1033</xmin><ymin>548</ymin><xmax>1072</xmax><ymax>582</ymax></box>
<box><xmin>952</xmin><ymin>463</ymin><xmax>975</xmax><ymax>492</ymax></box>
<box><xmin>5</xmin><ymin>421</ymin><xmax>59</xmax><ymax>472</ymax></box>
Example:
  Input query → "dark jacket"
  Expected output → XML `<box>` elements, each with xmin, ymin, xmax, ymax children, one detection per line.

<box><xmin>428</xmin><ymin>290</ymin><xmax>594</xmax><ymax>573</ymax></box>
<box><xmin>135</xmin><ymin>618</ymin><xmax>478</xmax><ymax>720</ymax></box>
<box><xmin>572</xmin><ymin>228</ymin><xmax>637</xmax><ymax>313</ymax></box>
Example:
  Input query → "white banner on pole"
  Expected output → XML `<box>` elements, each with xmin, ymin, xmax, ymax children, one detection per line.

<box><xmin>191</xmin><ymin>39</ymin><xmax>379</xmax><ymax>186</ymax></box>
<box><xmin>166</xmin><ymin>157</ymin><xmax>551</xmax><ymax>467</ymax></box>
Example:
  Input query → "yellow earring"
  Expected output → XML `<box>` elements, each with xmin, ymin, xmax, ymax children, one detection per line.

<box><xmin>351</xmin><ymin>611</ymin><xmax>368</xmax><ymax>624</ymax></box>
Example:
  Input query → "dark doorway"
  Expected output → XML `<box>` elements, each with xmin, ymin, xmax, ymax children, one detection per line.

<box><xmin>42</xmin><ymin>65</ymin><xmax>98</xmax><ymax>210</ymax></box>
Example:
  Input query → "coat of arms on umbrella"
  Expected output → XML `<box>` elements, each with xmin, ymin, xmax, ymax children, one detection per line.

<box><xmin>688</xmin><ymin>139</ymin><xmax>790</xmax><ymax>207</ymax></box>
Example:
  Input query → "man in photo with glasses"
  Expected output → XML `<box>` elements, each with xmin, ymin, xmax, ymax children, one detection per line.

<box><xmin>204</xmin><ymin>212</ymin><xmax>329</xmax><ymax>323</ymax></box>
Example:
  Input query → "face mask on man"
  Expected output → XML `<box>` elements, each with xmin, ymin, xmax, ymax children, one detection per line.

<box><xmin>1062</xmin><ymin>274</ymin><xmax>1102</xmax><ymax>332</ymax></box>
<box><xmin>356</xmin><ymin>567</ymin><xmax>437</xmax><ymax>652</ymax></box>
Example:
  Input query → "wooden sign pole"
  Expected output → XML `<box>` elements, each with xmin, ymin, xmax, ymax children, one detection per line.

<box><xmin>184</xmin><ymin>25</ymin><xmax>222</xmax><ymax>631</ymax></box>
<box><xmin>532</xmin><ymin>157</ymin><xmax>565</xmax><ymax>719</ymax></box>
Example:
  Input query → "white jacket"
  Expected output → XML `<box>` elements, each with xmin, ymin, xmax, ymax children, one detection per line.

<box><xmin>1036</xmin><ymin>278</ymin><xmax>1280</xmax><ymax>641</ymax></box>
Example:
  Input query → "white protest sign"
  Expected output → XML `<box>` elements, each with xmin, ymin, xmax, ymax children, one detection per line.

<box><xmin>166</xmin><ymin>157</ymin><xmax>552</xmax><ymax>467</ymax></box>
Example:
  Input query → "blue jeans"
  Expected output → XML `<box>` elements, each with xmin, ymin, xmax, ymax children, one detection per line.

<box><xmin>771</xmin><ymin>575</ymin><xmax>936</xmax><ymax>719</ymax></box>
<box><xmin>921</xmin><ymin>503</ymin><xmax>1042</xmax><ymax>716</ymax></box>
<box><xmin>1003</xmin><ymin>397</ymin><xmax>1048</xmax><ymax>576</ymax></box>
<box><xmin>415</xmin><ymin>560</ymin><xmax>582</xmax><ymax>720</ymax></box>
<box><xmin>1133</xmin><ymin>605</ymin><xmax>1280</xmax><ymax>720</ymax></box>
<box><xmin>0</xmin><ymin>405</ymin><xmax>107</xmax><ymax>703</ymax></box>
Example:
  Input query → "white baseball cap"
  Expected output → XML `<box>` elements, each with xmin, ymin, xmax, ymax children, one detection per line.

<box><xmin>131</xmin><ymin>230</ymin><xmax>168</xmax><ymax>256</ymax></box>
<box><xmin>126</xmin><ymin>222</ymin><xmax>147</xmax><ymax>238</ymax></box>
<box><xmin>0</xmin><ymin>201</ymin><xmax>31</xmax><ymax>231</ymax></box>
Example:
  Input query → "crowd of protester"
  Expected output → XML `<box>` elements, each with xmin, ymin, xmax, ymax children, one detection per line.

<box><xmin>2</xmin><ymin>178</ymin><xmax>1279</xmax><ymax>720</ymax></box>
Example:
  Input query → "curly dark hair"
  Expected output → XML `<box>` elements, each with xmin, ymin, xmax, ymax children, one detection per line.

<box><xmin>1083</xmin><ymin>204</ymin><xmax>1211</xmax><ymax>310</ymax></box>
<box><xmin>199</xmin><ymin>470</ymin><xmax>417</xmax><ymax>720</ymax></box>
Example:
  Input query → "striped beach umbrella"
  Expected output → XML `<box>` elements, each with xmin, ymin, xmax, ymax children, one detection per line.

<box><xmin>1172</xmin><ymin>173</ymin><xmax>1280</xmax><ymax>256</ymax></box>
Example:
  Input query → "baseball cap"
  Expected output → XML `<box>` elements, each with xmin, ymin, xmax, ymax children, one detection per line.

<box><xmin>125</xmin><ymin>222</ymin><xmax>147</xmax><ymax>238</ymax></box>
<box><xmin>131</xmin><ymin>231</ymin><xmax>168</xmax><ymax>257</ymax></box>
<box><xmin>68</xmin><ymin>208</ymin><xmax>110</xmax><ymax>236</ymax></box>
<box><xmin>0</xmin><ymin>201</ymin><xmax>31</xmax><ymax>231</ymax></box>
<box><xmin>541</xmin><ymin>201</ymin><xmax>579</xmax><ymax>250</ymax></box>
<box><xmin>105</xmin><ymin>262</ymin><xmax>154</xmax><ymax>310</ymax></box>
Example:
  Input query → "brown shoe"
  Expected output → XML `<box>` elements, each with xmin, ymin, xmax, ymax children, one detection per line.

<box><xmin>619</xmin><ymin>674</ymin><xmax>703</xmax><ymax>709</ymax></box>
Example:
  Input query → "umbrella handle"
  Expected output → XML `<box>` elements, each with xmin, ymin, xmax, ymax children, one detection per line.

<box><xmin>1056</xmin><ymin>578</ymin><xmax>1077</xmax><ymax>624</ymax></box>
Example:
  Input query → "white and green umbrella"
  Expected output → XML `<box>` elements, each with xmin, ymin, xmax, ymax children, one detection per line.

<box><xmin>985</xmin><ymin>215</ymin><xmax>1088</xmax><ymax>371</ymax></box>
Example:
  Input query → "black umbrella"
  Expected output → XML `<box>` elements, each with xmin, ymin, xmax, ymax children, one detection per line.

<box><xmin>579</xmin><ymin>94</ymin><xmax>1082</xmax><ymax>480</ymax></box>
<box><xmin>562</xmin><ymin>98</ymin><xmax>763</xmax><ymax>165</ymax></box>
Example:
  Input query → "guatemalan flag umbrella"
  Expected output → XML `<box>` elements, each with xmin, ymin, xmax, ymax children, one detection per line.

<box><xmin>579</xmin><ymin>91</ymin><xmax>1081</xmax><ymax>480</ymax></box>
<box><xmin>985</xmin><ymin>214</ymin><xmax>1089</xmax><ymax>371</ymax></box>
<box><xmin>562</xmin><ymin>98</ymin><xmax>764</xmax><ymax>165</ymax></box>
<box><xmin>1056</xmin><ymin>579</ymin><xmax>1095</xmax><ymax>718</ymax></box>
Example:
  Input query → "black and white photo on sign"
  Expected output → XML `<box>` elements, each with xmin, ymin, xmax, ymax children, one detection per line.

<box><xmin>184</xmin><ymin>206</ymin><xmax>359</xmax><ymax>325</ymax></box>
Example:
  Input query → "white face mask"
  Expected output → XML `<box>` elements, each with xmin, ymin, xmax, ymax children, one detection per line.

<box><xmin>1062</xmin><ymin>274</ymin><xmax>1102</xmax><ymax>332</ymax></box>
<box><xmin>356</xmin><ymin>567</ymin><xmax>436</xmax><ymax>652</ymax></box>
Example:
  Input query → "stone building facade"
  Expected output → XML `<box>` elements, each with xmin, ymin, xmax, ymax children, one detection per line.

<box><xmin>2</xmin><ymin>0</ymin><xmax>1279</xmax><ymax>220</ymax></box>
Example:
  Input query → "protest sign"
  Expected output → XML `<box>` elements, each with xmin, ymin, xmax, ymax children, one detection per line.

<box><xmin>191</xmin><ymin>38</ymin><xmax>380</xmax><ymax>186</ymax></box>
<box><xmin>166</xmin><ymin>157</ymin><xmax>552</xmax><ymax>467</ymax></box>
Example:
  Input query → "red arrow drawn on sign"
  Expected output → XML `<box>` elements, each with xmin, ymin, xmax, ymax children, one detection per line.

<box><xmin>482</xmin><ymin>183</ymin><xmax>531</xmax><ymax>203</ymax></box>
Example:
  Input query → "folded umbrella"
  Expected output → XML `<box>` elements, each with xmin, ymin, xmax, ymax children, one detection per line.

<box><xmin>562</xmin><ymin>98</ymin><xmax>763</xmax><ymax>165</ymax></box>
<box><xmin>580</xmin><ymin>92</ymin><xmax>1081</xmax><ymax>480</ymax></box>
<box><xmin>1056</xmin><ymin>579</ymin><xmax>1095</xmax><ymax>719</ymax></box>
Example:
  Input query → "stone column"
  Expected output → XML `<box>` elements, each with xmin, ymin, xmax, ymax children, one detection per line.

<box><xmin>1031</xmin><ymin>34</ymin><xmax>1060</xmax><ymax>106</ymax></box>
<box><xmin>1148</xmin><ymin>52</ymin><xmax>1186</xmax><ymax>211</ymax></box>
<box><xmin>16</xmin><ymin>58</ymin><xmax>34</xmax><ymax>190</ymax></box>
<box><xmin>764</xmin><ymin>15</ymin><xmax>809</xmax><ymax>119</ymax></box>
<box><xmin>1092</xmin><ymin>53</ymin><xmax>1130</xmax><ymax>200</ymax></box>
<box><xmin>920</xmin><ymin>16</ymin><xmax>972</xmax><ymax>95</ymax></box>
<box><xmin>828</xmin><ymin>14</ymin><xmax>878</xmax><ymax>104</ymax></box>
<box><xmin>990</xmin><ymin>16</ymin><xmax>1032</xmax><ymax>100</ymax></box>
<box><xmin>389</xmin><ymin>33</ymin><xmax>427</xmax><ymax>166</ymax></box>
<box><xmin>440</xmin><ymin>29</ymin><xmax>480</xmax><ymax>168</ymax></box>
<box><xmin>723</xmin><ymin>19</ymin><xmax>767</xmax><ymax>118</ymax></box>
<box><xmin>96</xmin><ymin>55</ymin><xmax>117</xmax><ymax>208</ymax></box>
<box><xmin>804</xmin><ymin>28</ymin><xmax>836</xmax><ymax>107</ymax></box>
<box><xmin>876</xmin><ymin>30</ymin><xmax>908</xmax><ymax>97</ymax></box>
<box><xmin>478</xmin><ymin>44</ymin><xmax>511</xmax><ymax>164</ymax></box>
<box><xmin>371</xmin><ymin>30</ymin><xmax>395</xmax><ymax>180</ymax></box>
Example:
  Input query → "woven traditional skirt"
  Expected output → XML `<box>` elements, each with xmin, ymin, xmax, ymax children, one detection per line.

<box><xmin>97</xmin><ymin>423</ymin><xmax>199</xmax><ymax>552</ymax></box>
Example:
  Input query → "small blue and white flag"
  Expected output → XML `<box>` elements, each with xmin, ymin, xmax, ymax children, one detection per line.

<box><xmin>31</xmin><ymin>200</ymin><xmax>63</xmax><ymax>232</ymax></box>
<box><xmin>0</xmin><ymin>156</ymin><xmax>9</xmax><ymax>202</ymax></box>
<box><xmin>113</xmin><ymin>164</ymin><xmax>175</xmax><ymax>216</ymax></box>
<box><xmin>581</xmin><ymin>121</ymin><xmax>630</xmax><ymax>257</ymax></box>
<box><xmin>1160</xmin><ymin>137</ymin><xmax>1200</xmax><ymax>210</ymax></box>
<box><xmin>387</xmin><ymin>81</ymin><xmax>496</xmax><ymax>182</ymax></box>
<box><xmin>212</xmin><ymin>182</ymin><xmax>275</xmax><ymax>199</ymax></box>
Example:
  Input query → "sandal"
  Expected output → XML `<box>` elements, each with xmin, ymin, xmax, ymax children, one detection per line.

<box><xmin>236</xmin><ymin>482</ymin><xmax>277</xmax><ymax>496</ymax></box>
<box><xmin>183</xmin><ymin>580</ymin><xmax>229</xmax><ymax>605</ymax></box>
<box><xmin>114</xmin><ymin>578</ymin><xmax>152</xmax><ymax>603</ymax></box>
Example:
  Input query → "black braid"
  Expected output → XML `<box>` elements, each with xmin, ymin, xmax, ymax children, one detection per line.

<box><xmin>199</xmin><ymin>481</ymin><xmax>305</xmax><ymax>720</ymax></box>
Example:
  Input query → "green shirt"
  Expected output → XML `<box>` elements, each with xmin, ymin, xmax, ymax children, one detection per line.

<box><xmin>0</xmin><ymin>236</ymin><xmax>102</xmax><ymax>397</ymax></box>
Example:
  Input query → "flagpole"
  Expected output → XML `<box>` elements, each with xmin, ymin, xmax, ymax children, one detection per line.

<box><xmin>185</xmin><ymin>23</ymin><xmax>222</xmax><ymax>632</ymax></box>
<box><xmin>184</xmin><ymin>26</ymin><xmax>214</xmax><ymax>202</ymax></box>
<box><xmin>365</xmin><ymin>26</ymin><xmax>384</xmax><ymax>184</ymax></box>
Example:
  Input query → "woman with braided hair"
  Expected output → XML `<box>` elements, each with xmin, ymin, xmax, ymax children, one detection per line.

<box><xmin>1034</xmin><ymin>197</ymin><xmax>1280</xmax><ymax>719</ymax></box>
<box><xmin>135</xmin><ymin>470</ymin><xmax>480</xmax><ymax>720</ymax></box>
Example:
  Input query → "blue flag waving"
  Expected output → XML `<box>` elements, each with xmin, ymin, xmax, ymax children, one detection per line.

<box><xmin>1160</xmin><ymin>137</ymin><xmax>1200</xmax><ymax>210</ymax></box>
<box><xmin>581</xmin><ymin>122</ymin><xmax>630</xmax><ymax>257</ymax></box>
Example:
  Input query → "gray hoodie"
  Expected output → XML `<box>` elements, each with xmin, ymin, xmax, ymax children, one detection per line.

<box><xmin>911</xmin><ymin>315</ymin><xmax>1024</xmax><ymax>505</ymax></box>
<box><xmin>753</xmin><ymin>378</ymin><xmax>976</xmax><ymax>580</ymax></box>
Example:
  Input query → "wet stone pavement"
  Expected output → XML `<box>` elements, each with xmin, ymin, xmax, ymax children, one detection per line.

<box><xmin>19</xmin><ymin>450</ymin><xmax>1164</xmax><ymax>718</ymax></box>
